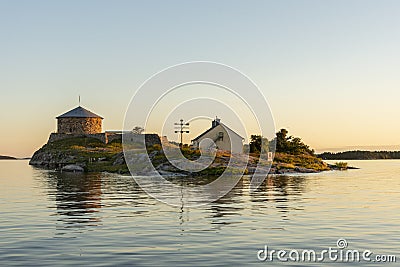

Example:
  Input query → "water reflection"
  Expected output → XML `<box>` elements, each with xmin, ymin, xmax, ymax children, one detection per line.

<box><xmin>46</xmin><ymin>172</ymin><xmax>102</xmax><ymax>232</ymax></box>
<box><xmin>252</xmin><ymin>175</ymin><xmax>307</xmax><ymax>201</ymax></box>
<box><xmin>253</xmin><ymin>175</ymin><xmax>307</xmax><ymax>220</ymax></box>
<box><xmin>41</xmin><ymin>170</ymin><xmax>308</xmax><ymax>233</ymax></box>
<box><xmin>205</xmin><ymin>175</ymin><xmax>308</xmax><ymax>227</ymax></box>
<box><xmin>2</xmin><ymin>158</ymin><xmax>400</xmax><ymax>266</ymax></box>
<box><xmin>208</xmin><ymin>178</ymin><xmax>244</xmax><ymax>216</ymax></box>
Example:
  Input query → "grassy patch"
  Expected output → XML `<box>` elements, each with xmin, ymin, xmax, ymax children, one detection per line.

<box><xmin>273</xmin><ymin>152</ymin><xmax>330</xmax><ymax>171</ymax></box>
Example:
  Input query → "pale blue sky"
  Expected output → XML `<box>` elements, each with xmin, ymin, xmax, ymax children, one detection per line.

<box><xmin>1</xmin><ymin>0</ymin><xmax>400</xmax><ymax>157</ymax></box>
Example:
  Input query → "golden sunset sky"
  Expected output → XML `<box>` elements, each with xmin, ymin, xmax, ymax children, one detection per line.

<box><xmin>1</xmin><ymin>1</ymin><xmax>400</xmax><ymax>157</ymax></box>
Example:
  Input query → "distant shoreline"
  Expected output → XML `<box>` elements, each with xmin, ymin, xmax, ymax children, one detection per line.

<box><xmin>318</xmin><ymin>150</ymin><xmax>400</xmax><ymax>160</ymax></box>
<box><xmin>0</xmin><ymin>155</ymin><xmax>31</xmax><ymax>160</ymax></box>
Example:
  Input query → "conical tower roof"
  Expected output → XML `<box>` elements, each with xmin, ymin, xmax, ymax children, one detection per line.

<box><xmin>56</xmin><ymin>106</ymin><xmax>103</xmax><ymax>119</ymax></box>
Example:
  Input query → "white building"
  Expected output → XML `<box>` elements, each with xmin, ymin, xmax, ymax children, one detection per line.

<box><xmin>191</xmin><ymin>118</ymin><xmax>244</xmax><ymax>154</ymax></box>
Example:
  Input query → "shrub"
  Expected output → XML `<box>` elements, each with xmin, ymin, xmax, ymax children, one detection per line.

<box><xmin>335</xmin><ymin>162</ymin><xmax>348</xmax><ymax>169</ymax></box>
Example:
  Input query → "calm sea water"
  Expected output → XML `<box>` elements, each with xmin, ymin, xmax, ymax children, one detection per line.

<box><xmin>0</xmin><ymin>160</ymin><xmax>399</xmax><ymax>266</ymax></box>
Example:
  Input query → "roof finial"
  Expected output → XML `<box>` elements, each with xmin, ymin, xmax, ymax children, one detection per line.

<box><xmin>79</xmin><ymin>95</ymin><xmax>81</xmax><ymax>106</ymax></box>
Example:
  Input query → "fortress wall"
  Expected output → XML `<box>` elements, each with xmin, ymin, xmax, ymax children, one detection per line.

<box><xmin>105</xmin><ymin>132</ymin><xmax>123</xmax><ymax>143</ymax></box>
<box><xmin>121</xmin><ymin>133</ymin><xmax>161</xmax><ymax>147</ymax></box>
<box><xmin>145</xmin><ymin>134</ymin><xmax>161</xmax><ymax>146</ymax></box>
<box><xmin>48</xmin><ymin>132</ymin><xmax>161</xmax><ymax>146</ymax></box>
<box><xmin>48</xmin><ymin>133</ymin><xmax>106</xmax><ymax>143</ymax></box>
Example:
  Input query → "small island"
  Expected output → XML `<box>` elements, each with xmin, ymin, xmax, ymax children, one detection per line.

<box><xmin>29</xmin><ymin>105</ymin><xmax>350</xmax><ymax>175</ymax></box>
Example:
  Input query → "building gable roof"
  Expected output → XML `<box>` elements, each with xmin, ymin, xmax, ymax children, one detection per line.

<box><xmin>191</xmin><ymin>123</ymin><xmax>244</xmax><ymax>141</ymax></box>
<box><xmin>56</xmin><ymin>106</ymin><xmax>103</xmax><ymax>119</ymax></box>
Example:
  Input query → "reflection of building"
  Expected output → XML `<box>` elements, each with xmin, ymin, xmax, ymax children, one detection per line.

<box><xmin>191</xmin><ymin>118</ymin><xmax>244</xmax><ymax>153</ymax></box>
<box><xmin>207</xmin><ymin>179</ymin><xmax>244</xmax><ymax>230</ymax></box>
<box><xmin>250</xmin><ymin>175</ymin><xmax>307</xmax><ymax>219</ymax></box>
<box><xmin>48</xmin><ymin>172</ymin><xmax>102</xmax><ymax>229</ymax></box>
<box><xmin>56</xmin><ymin>106</ymin><xmax>103</xmax><ymax>134</ymax></box>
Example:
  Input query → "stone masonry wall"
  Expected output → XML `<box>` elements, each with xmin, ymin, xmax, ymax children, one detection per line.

<box><xmin>48</xmin><ymin>132</ymin><xmax>161</xmax><ymax>146</ymax></box>
<box><xmin>57</xmin><ymin>117</ymin><xmax>102</xmax><ymax>134</ymax></box>
<box><xmin>48</xmin><ymin>133</ymin><xmax>106</xmax><ymax>143</ymax></box>
<box><xmin>122</xmin><ymin>133</ymin><xmax>161</xmax><ymax>147</ymax></box>
<box><xmin>105</xmin><ymin>132</ymin><xmax>123</xmax><ymax>143</ymax></box>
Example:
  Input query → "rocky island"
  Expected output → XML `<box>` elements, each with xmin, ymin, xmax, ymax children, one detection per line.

<box><xmin>29</xmin><ymin>105</ymin><xmax>350</xmax><ymax>175</ymax></box>
<box><xmin>29</xmin><ymin>133</ymin><xmax>344</xmax><ymax>175</ymax></box>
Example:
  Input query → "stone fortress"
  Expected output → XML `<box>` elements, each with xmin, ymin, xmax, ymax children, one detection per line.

<box><xmin>29</xmin><ymin>105</ymin><xmax>161</xmax><ymax>171</ymax></box>
<box><xmin>48</xmin><ymin>105</ymin><xmax>160</xmax><ymax>145</ymax></box>
<box><xmin>56</xmin><ymin>106</ymin><xmax>103</xmax><ymax>134</ymax></box>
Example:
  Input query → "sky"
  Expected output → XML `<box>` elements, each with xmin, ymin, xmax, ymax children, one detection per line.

<box><xmin>1</xmin><ymin>0</ymin><xmax>400</xmax><ymax>157</ymax></box>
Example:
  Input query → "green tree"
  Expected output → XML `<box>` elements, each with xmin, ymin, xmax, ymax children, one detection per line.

<box><xmin>249</xmin><ymin>135</ymin><xmax>262</xmax><ymax>153</ymax></box>
<box><xmin>249</xmin><ymin>135</ymin><xmax>269</xmax><ymax>153</ymax></box>
<box><xmin>276</xmin><ymin>129</ymin><xmax>289</xmax><ymax>152</ymax></box>
<box><xmin>275</xmin><ymin>128</ymin><xmax>314</xmax><ymax>155</ymax></box>
<box><xmin>132</xmin><ymin>126</ymin><xmax>144</xmax><ymax>134</ymax></box>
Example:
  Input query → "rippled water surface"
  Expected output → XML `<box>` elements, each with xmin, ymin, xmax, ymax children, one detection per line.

<box><xmin>0</xmin><ymin>160</ymin><xmax>399</xmax><ymax>266</ymax></box>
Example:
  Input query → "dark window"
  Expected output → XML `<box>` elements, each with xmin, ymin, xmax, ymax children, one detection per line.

<box><xmin>218</xmin><ymin>132</ymin><xmax>224</xmax><ymax>141</ymax></box>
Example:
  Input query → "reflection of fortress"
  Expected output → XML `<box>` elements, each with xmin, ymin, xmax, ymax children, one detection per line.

<box><xmin>48</xmin><ymin>172</ymin><xmax>103</xmax><ymax>228</ymax></box>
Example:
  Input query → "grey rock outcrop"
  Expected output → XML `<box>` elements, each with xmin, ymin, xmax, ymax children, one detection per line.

<box><xmin>62</xmin><ymin>164</ymin><xmax>84</xmax><ymax>172</ymax></box>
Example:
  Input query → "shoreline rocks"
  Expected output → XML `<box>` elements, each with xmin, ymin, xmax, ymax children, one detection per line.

<box><xmin>29</xmin><ymin>136</ymin><xmax>358</xmax><ymax>175</ymax></box>
<box><xmin>61</xmin><ymin>164</ymin><xmax>85</xmax><ymax>172</ymax></box>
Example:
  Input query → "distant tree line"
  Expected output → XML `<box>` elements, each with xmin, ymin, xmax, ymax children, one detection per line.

<box><xmin>249</xmin><ymin>129</ymin><xmax>314</xmax><ymax>155</ymax></box>
<box><xmin>0</xmin><ymin>155</ymin><xmax>17</xmax><ymax>160</ymax></box>
<box><xmin>318</xmin><ymin>150</ymin><xmax>400</xmax><ymax>160</ymax></box>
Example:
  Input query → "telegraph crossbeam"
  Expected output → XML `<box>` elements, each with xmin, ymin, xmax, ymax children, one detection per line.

<box><xmin>174</xmin><ymin>119</ymin><xmax>190</xmax><ymax>148</ymax></box>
